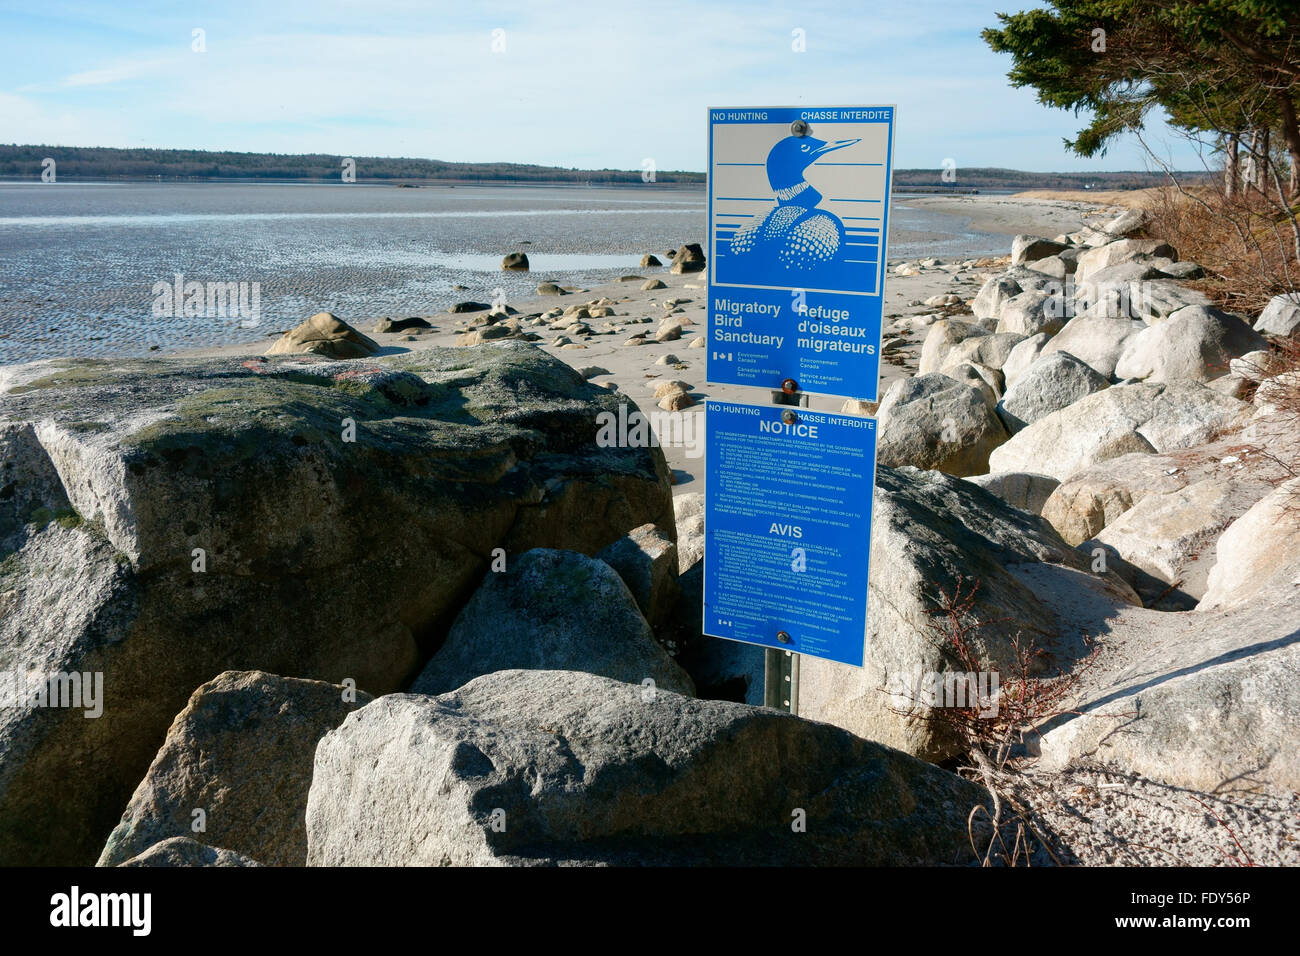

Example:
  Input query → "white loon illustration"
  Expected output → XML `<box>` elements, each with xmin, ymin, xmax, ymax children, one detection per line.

<box><xmin>729</xmin><ymin>131</ymin><xmax>861</xmax><ymax>273</ymax></box>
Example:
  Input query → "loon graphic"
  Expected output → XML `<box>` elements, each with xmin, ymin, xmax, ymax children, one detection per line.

<box><xmin>728</xmin><ymin>132</ymin><xmax>861</xmax><ymax>275</ymax></box>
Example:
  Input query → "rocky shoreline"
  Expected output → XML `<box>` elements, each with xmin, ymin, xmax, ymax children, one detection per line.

<box><xmin>1</xmin><ymin>199</ymin><xmax>1298</xmax><ymax>867</ymax></box>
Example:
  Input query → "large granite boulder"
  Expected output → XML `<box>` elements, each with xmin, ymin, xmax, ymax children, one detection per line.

<box><xmin>995</xmin><ymin>351</ymin><xmax>1109</xmax><ymax>435</ymax></box>
<box><xmin>96</xmin><ymin>671</ymin><xmax>370</xmax><ymax>867</ymax></box>
<box><xmin>1075</xmin><ymin>238</ymin><xmax>1176</xmax><ymax>282</ymax></box>
<box><xmin>962</xmin><ymin>472</ymin><xmax>1060</xmax><ymax>516</ymax></box>
<box><xmin>1040</xmin><ymin>314</ymin><xmax>1146</xmax><ymax>379</ymax></box>
<box><xmin>796</xmin><ymin>467</ymin><xmax>1138</xmax><ymax>760</ymax></box>
<box><xmin>1076</xmin><ymin>277</ymin><xmax>1209</xmax><ymax>325</ymax></box>
<box><xmin>995</xmin><ymin>291</ymin><xmax>1064</xmax><ymax>338</ymax></box>
<box><xmin>917</xmin><ymin>319</ymin><xmax>989</xmax><ymax>375</ymax></box>
<box><xmin>1011</xmin><ymin>235</ymin><xmax>1068</xmax><ymax>265</ymax></box>
<box><xmin>1037</xmin><ymin>564</ymin><xmax>1300</xmax><ymax>796</ymax></box>
<box><xmin>595</xmin><ymin>523</ymin><xmax>680</xmax><ymax>633</ymax></box>
<box><xmin>1114</xmin><ymin>306</ymin><xmax>1267</xmax><ymax>383</ymax></box>
<box><xmin>1200</xmin><ymin>478</ymin><xmax>1300</xmax><ymax>610</ymax></box>
<box><xmin>305</xmin><ymin>669</ymin><xmax>992</xmax><ymax>865</ymax></box>
<box><xmin>410</xmin><ymin>548</ymin><xmax>693</xmax><ymax>697</ymax></box>
<box><xmin>875</xmin><ymin>374</ymin><xmax>1008</xmax><ymax>476</ymax></box>
<box><xmin>940</xmin><ymin>332</ymin><xmax>1026</xmax><ymax>373</ymax></box>
<box><xmin>1001</xmin><ymin>332</ymin><xmax>1050</xmax><ymax>389</ymax></box>
<box><xmin>972</xmin><ymin>275</ymin><xmax>1023</xmax><ymax>320</ymax></box>
<box><xmin>988</xmin><ymin>383</ymin><xmax>1251</xmax><ymax>481</ymax></box>
<box><xmin>1040</xmin><ymin>437</ymin><xmax>1283</xmax><ymax>549</ymax></box>
<box><xmin>0</xmin><ymin>346</ymin><xmax>673</xmax><ymax>865</ymax></box>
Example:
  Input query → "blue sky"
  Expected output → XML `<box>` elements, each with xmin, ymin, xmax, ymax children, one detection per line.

<box><xmin>0</xmin><ymin>0</ymin><xmax>1209</xmax><ymax>173</ymax></box>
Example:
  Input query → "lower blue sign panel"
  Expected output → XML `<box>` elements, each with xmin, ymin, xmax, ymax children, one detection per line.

<box><xmin>703</xmin><ymin>400</ymin><xmax>877</xmax><ymax>668</ymax></box>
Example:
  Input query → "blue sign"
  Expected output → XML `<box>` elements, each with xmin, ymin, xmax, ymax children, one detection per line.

<box><xmin>707</xmin><ymin>106</ymin><xmax>895</xmax><ymax>402</ymax></box>
<box><xmin>703</xmin><ymin>400</ymin><xmax>877</xmax><ymax>667</ymax></box>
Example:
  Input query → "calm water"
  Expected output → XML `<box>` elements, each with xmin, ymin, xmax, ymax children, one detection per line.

<box><xmin>0</xmin><ymin>182</ymin><xmax>1006</xmax><ymax>365</ymax></box>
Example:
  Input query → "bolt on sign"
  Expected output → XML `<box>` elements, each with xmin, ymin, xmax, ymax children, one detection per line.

<box><xmin>707</xmin><ymin>106</ymin><xmax>896</xmax><ymax>402</ymax></box>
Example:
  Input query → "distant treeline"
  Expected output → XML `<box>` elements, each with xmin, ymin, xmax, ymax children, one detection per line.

<box><xmin>0</xmin><ymin>144</ymin><xmax>1205</xmax><ymax>191</ymax></box>
<box><xmin>891</xmin><ymin>167</ymin><xmax>1209</xmax><ymax>191</ymax></box>
<box><xmin>0</xmin><ymin>145</ymin><xmax>704</xmax><ymax>185</ymax></box>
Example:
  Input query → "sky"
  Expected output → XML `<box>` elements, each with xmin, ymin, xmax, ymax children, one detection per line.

<box><xmin>0</xmin><ymin>0</ymin><xmax>1210</xmax><ymax>174</ymax></box>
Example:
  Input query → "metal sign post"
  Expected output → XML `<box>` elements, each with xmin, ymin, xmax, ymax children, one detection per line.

<box><xmin>769</xmin><ymin>378</ymin><xmax>807</xmax><ymax>714</ymax></box>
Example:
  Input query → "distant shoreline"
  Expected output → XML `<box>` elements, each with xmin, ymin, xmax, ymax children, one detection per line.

<box><xmin>0</xmin><ymin>178</ymin><xmax>707</xmax><ymax>190</ymax></box>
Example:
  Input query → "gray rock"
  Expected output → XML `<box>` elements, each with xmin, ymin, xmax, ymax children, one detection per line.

<box><xmin>669</xmin><ymin>243</ymin><xmax>706</xmax><ymax>275</ymax></box>
<box><xmin>1077</xmin><ymin>277</ymin><xmax>1209</xmax><ymax>324</ymax></box>
<box><xmin>917</xmin><ymin>319</ymin><xmax>989</xmax><ymax>375</ymax></box>
<box><xmin>457</xmin><ymin>324</ymin><xmax>517</xmax><ymax>345</ymax></box>
<box><xmin>535</xmin><ymin>282</ymin><xmax>567</xmax><ymax>296</ymax></box>
<box><xmin>640</xmin><ymin>254</ymin><xmax>662</xmax><ymax>268</ymax></box>
<box><xmin>641</xmin><ymin>278</ymin><xmax>667</xmax><ymax>291</ymax></box>
<box><xmin>448</xmin><ymin>301</ymin><xmax>493</xmax><ymax>313</ymax></box>
<box><xmin>1254</xmin><ymin>370</ymin><xmax>1300</xmax><ymax>414</ymax></box>
<box><xmin>1076</xmin><ymin>239</ymin><xmax>1176</xmax><ymax>282</ymax></box>
<box><xmin>942</xmin><ymin>362</ymin><xmax>1001</xmax><ymax>409</ymax></box>
<box><xmin>1000</xmin><ymin>332</ymin><xmax>1050</xmax><ymax>389</ymax></box>
<box><xmin>1092</xmin><ymin>478</ymin><xmax>1253</xmax><ymax>602</ymax></box>
<box><xmin>1099</xmin><ymin>207</ymin><xmax>1147</xmax><ymax>238</ymax></box>
<box><xmin>0</xmin><ymin>349</ymin><xmax>673</xmax><ymax>865</ymax></box>
<box><xmin>876</xmin><ymin>373</ymin><xmax>1009</xmax><ymax>476</ymax></box>
<box><xmin>372</xmin><ymin>316</ymin><xmax>433</xmax><ymax>334</ymax></box>
<box><xmin>1038</xmin><ymin>557</ymin><xmax>1300</xmax><ymax>795</ymax></box>
<box><xmin>1160</xmin><ymin>261</ymin><xmax>1205</xmax><ymax>280</ymax></box>
<box><xmin>502</xmin><ymin>252</ymin><xmax>530</xmax><ymax>272</ymax></box>
<box><xmin>797</xmin><ymin>467</ymin><xmax>1138</xmax><ymax>759</ymax></box>
<box><xmin>305</xmin><ymin>669</ymin><xmax>992</xmax><ymax>865</ymax></box>
<box><xmin>266</xmin><ymin>312</ymin><xmax>380</xmax><ymax>359</ymax></box>
<box><xmin>117</xmin><ymin>836</ymin><xmax>262</xmax><ymax>867</ymax></box>
<box><xmin>996</xmin><ymin>290</ymin><xmax>1064</xmax><ymax>338</ymax></box>
<box><xmin>941</xmin><ymin>331</ymin><xmax>1026</xmax><ymax>372</ymax></box>
<box><xmin>1228</xmin><ymin>350</ymin><xmax>1281</xmax><ymax>383</ymax></box>
<box><xmin>595</xmin><ymin>524</ymin><xmax>680</xmax><ymax>633</ymax></box>
<box><xmin>1114</xmin><ymin>305</ymin><xmax>1267</xmax><ymax>383</ymax></box>
<box><xmin>1255</xmin><ymin>293</ymin><xmax>1300</xmax><ymax>337</ymax></box>
<box><xmin>97</xmin><ymin>671</ymin><xmax>369</xmax><ymax>867</ymax></box>
<box><xmin>996</xmin><ymin>351</ymin><xmax>1109</xmax><ymax>434</ymax></box>
<box><xmin>410</xmin><ymin>549</ymin><xmax>693</xmax><ymax>697</ymax></box>
<box><xmin>1026</xmin><ymin>255</ymin><xmax>1072</xmax><ymax>279</ymax></box>
<box><xmin>1040</xmin><ymin>437</ymin><xmax>1286</xmax><ymax>549</ymax></box>
<box><xmin>962</xmin><ymin>472</ymin><xmax>1060</xmax><ymax>515</ymax></box>
<box><xmin>1043</xmin><ymin>639</ymin><xmax>1300</xmax><ymax>796</ymax></box>
<box><xmin>1201</xmin><ymin>477</ymin><xmax>1300</xmax><ymax>610</ymax></box>
<box><xmin>1077</xmin><ymin>257</ymin><xmax>1174</xmax><ymax>289</ymax></box>
<box><xmin>988</xmin><ymin>382</ymin><xmax>1252</xmax><ymax>481</ymax></box>
<box><xmin>1206</xmin><ymin>373</ymin><xmax>1252</xmax><ymax>399</ymax></box>
<box><xmin>1011</xmin><ymin>235</ymin><xmax>1068</xmax><ymax>265</ymax></box>
<box><xmin>1040</xmin><ymin>313</ymin><xmax>1146</xmax><ymax>379</ymax></box>
<box><xmin>972</xmin><ymin>274</ymin><xmax>1022</xmax><ymax>320</ymax></box>
<box><xmin>671</xmin><ymin>492</ymin><xmax>705</xmax><ymax>575</ymax></box>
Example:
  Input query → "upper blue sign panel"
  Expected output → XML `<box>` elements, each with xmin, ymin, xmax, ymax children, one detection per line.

<box><xmin>707</xmin><ymin>106</ymin><xmax>895</xmax><ymax>402</ymax></box>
